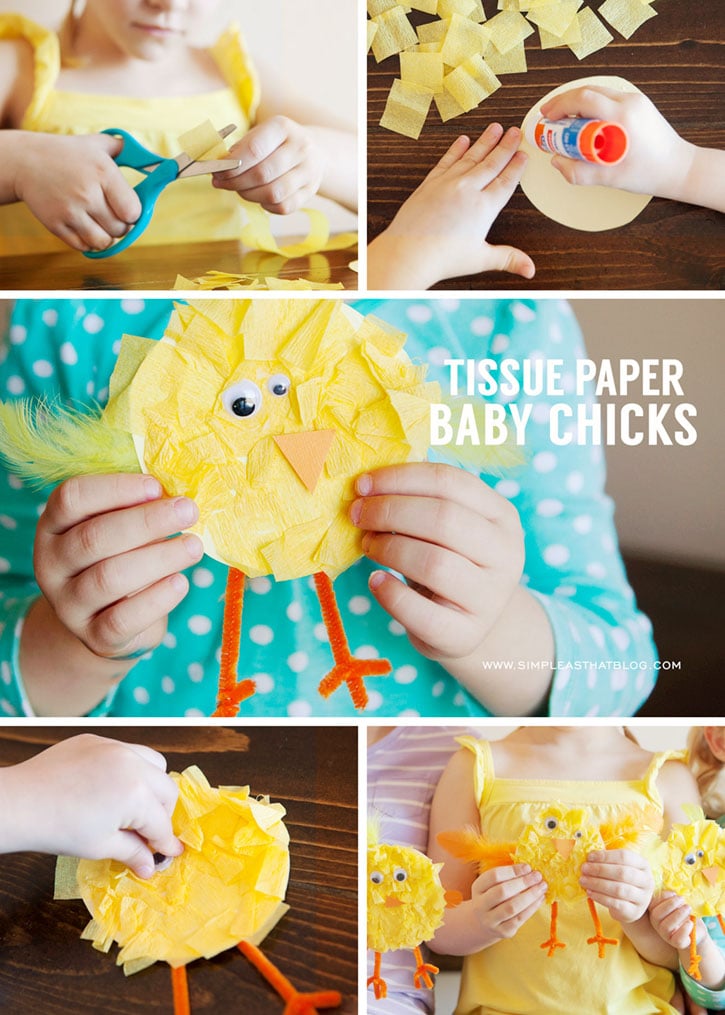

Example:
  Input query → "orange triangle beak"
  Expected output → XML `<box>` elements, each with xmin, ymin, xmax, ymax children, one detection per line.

<box><xmin>553</xmin><ymin>838</ymin><xmax>575</xmax><ymax>859</ymax></box>
<box><xmin>702</xmin><ymin>865</ymin><xmax>720</xmax><ymax>885</ymax></box>
<box><xmin>273</xmin><ymin>430</ymin><xmax>336</xmax><ymax>493</ymax></box>
<box><xmin>384</xmin><ymin>895</ymin><xmax>403</xmax><ymax>909</ymax></box>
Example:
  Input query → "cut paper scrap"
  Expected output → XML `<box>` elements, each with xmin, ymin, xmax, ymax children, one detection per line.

<box><xmin>519</xmin><ymin>75</ymin><xmax>653</xmax><ymax>231</ymax></box>
<box><xmin>367</xmin><ymin>813</ymin><xmax>455</xmax><ymax>1000</ymax></box>
<box><xmin>371</xmin><ymin>1</ymin><xmax>661</xmax><ymax>137</ymax></box>
<box><xmin>652</xmin><ymin>806</ymin><xmax>725</xmax><ymax>981</ymax></box>
<box><xmin>179</xmin><ymin>120</ymin><xmax>357</xmax><ymax>259</ymax></box>
<box><xmin>174</xmin><ymin>272</ymin><xmax>345</xmax><ymax>290</ymax></box>
<box><xmin>439</xmin><ymin>794</ymin><xmax>661</xmax><ymax>958</ymax></box>
<box><xmin>55</xmin><ymin>766</ymin><xmax>341</xmax><ymax>1015</ymax></box>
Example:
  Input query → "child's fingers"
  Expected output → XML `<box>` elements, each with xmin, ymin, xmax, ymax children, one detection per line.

<box><xmin>41</xmin><ymin>475</ymin><xmax>163</xmax><ymax>538</ymax></box>
<box><xmin>105</xmin><ymin>829</ymin><xmax>157</xmax><ymax>878</ymax></box>
<box><xmin>50</xmin><ymin>496</ymin><xmax>199</xmax><ymax>576</ymax></box>
<box><xmin>124</xmin><ymin>743</ymin><xmax>169</xmax><ymax>773</ymax></box>
<box><xmin>214</xmin><ymin>139</ymin><xmax>299</xmax><ymax>193</ymax></box>
<box><xmin>236</xmin><ymin>165</ymin><xmax>312</xmax><ymax>215</ymax></box>
<box><xmin>363</xmin><ymin>531</ymin><xmax>481</xmax><ymax>612</ymax></box>
<box><xmin>367</xmin><ymin>570</ymin><xmax>479</xmax><ymax>658</ymax></box>
<box><xmin>458</xmin><ymin>123</ymin><xmax>505</xmax><ymax>169</ymax></box>
<box><xmin>65</xmin><ymin>534</ymin><xmax>202</xmax><ymax>623</ymax></box>
<box><xmin>485</xmin><ymin>242</ymin><xmax>536</xmax><ymax>280</ymax></box>
<box><xmin>549</xmin><ymin>154</ymin><xmax>610</xmax><ymax>187</ymax></box>
<box><xmin>425</xmin><ymin>135</ymin><xmax>471</xmax><ymax>181</ymax></box>
<box><xmin>496</xmin><ymin>887</ymin><xmax>548</xmax><ymax>936</ymax></box>
<box><xmin>486</xmin><ymin>149</ymin><xmax>528</xmax><ymax>204</ymax></box>
<box><xmin>101</xmin><ymin>174</ymin><xmax>142</xmax><ymax>227</ymax></box>
<box><xmin>63</xmin><ymin>211</ymin><xmax>115</xmax><ymax>253</ymax></box>
<box><xmin>356</xmin><ymin>463</ymin><xmax>507</xmax><ymax>522</ymax></box>
<box><xmin>351</xmin><ymin>494</ymin><xmax>497</xmax><ymax>568</ymax></box>
<box><xmin>83</xmin><ymin>573</ymin><xmax>189</xmax><ymax>658</ymax></box>
<box><xmin>223</xmin><ymin>117</ymin><xmax>290</xmax><ymax>176</ymax></box>
<box><xmin>463</xmin><ymin>124</ymin><xmax>513</xmax><ymax>182</ymax></box>
<box><xmin>540</xmin><ymin>85</ymin><xmax>623</xmax><ymax>123</ymax></box>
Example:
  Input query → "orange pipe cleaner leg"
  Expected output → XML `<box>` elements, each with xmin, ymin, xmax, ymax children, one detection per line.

<box><xmin>313</xmin><ymin>572</ymin><xmax>391</xmax><ymax>709</ymax></box>
<box><xmin>586</xmin><ymin>897</ymin><xmax>619</xmax><ymax>958</ymax></box>
<box><xmin>171</xmin><ymin>965</ymin><xmax>191</xmax><ymax>1015</ymax></box>
<box><xmin>718</xmin><ymin>914</ymin><xmax>725</xmax><ymax>935</ymax></box>
<box><xmin>688</xmin><ymin>914</ymin><xmax>702</xmax><ymax>980</ymax></box>
<box><xmin>366</xmin><ymin>951</ymin><xmax>387</xmax><ymax>1001</ymax></box>
<box><xmin>540</xmin><ymin>901</ymin><xmax>567</xmax><ymax>956</ymax></box>
<box><xmin>237</xmin><ymin>940</ymin><xmax>342</xmax><ymax>1014</ymax></box>
<box><xmin>412</xmin><ymin>945</ymin><xmax>439</xmax><ymax>990</ymax></box>
<box><xmin>213</xmin><ymin>567</ymin><xmax>256</xmax><ymax>717</ymax></box>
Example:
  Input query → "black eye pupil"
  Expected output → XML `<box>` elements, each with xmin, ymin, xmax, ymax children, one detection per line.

<box><xmin>232</xmin><ymin>396</ymin><xmax>256</xmax><ymax>417</ymax></box>
<box><xmin>272</xmin><ymin>383</ymin><xmax>287</xmax><ymax>395</ymax></box>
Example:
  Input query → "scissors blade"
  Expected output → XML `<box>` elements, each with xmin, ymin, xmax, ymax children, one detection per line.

<box><xmin>177</xmin><ymin>158</ymin><xmax>240</xmax><ymax>178</ymax></box>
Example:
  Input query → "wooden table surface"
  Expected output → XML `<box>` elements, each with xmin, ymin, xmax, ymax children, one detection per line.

<box><xmin>368</xmin><ymin>2</ymin><xmax>725</xmax><ymax>290</ymax></box>
<box><xmin>0</xmin><ymin>239</ymin><xmax>358</xmax><ymax>292</ymax></box>
<box><xmin>0</xmin><ymin>726</ymin><xmax>358</xmax><ymax>1015</ymax></box>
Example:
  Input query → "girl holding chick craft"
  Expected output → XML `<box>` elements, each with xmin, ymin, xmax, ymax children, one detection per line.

<box><xmin>0</xmin><ymin>298</ymin><xmax>656</xmax><ymax>719</ymax></box>
<box><xmin>0</xmin><ymin>1</ymin><xmax>356</xmax><ymax>254</ymax></box>
<box><xmin>649</xmin><ymin>727</ymin><xmax>725</xmax><ymax>1011</ymax></box>
<box><xmin>428</xmin><ymin>727</ymin><xmax>700</xmax><ymax>1015</ymax></box>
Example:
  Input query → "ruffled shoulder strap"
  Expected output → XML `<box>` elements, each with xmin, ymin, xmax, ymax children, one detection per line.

<box><xmin>642</xmin><ymin>748</ymin><xmax>689</xmax><ymax>806</ymax></box>
<box><xmin>211</xmin><ymin>22</ymin><xmax>260</xmax><ymax>124</ymax></box>
<box><xmin>0</xmin><ymin>13</ymin><xmax>60</xmax><ymax>127</ymax></box>
<box><xmin>456</xmin><ymin>735</ymin><xmax>495</xmax><ymax>811</ymax></box>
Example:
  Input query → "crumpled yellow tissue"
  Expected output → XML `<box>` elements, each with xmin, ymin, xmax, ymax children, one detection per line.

<box><xmin>54</xmin><ymin>766</ymin><xmax>290</xmax><ymax>973</ymax></box>
<box><xmin>102</xmin><ymin>300</ymin><xmax>439</xmax><ymax>581</ymax></box>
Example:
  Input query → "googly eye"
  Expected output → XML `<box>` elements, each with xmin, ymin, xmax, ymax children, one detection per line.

<box><xmin>268</xmin><ymin>373</ymin><xmax>291</xmax><ymax>397</ymax></box>
<box><xmin>153</xmin><ymin>852</ymin><xmax>173</xmax><ymax>873</ymax></box>
<box><xmin>684</xmin><ymin>852</ymin><xmax>696</xmax><ymax>866</ymax></box>
<box><xmin>545</xmin><ymin>817</ymin><xmax>558</xmax><ymax>831</ymax></box>
<box><xmin>222</xmin><ymin>380</ymin><xmax>262</xmax><ymax>419</ymax></box>
<box><xmin>574</xmin><ymin>830</ymin><xmax>583</xmax><ymax>839</ymax></box>
<box><xmin>393</xmin><ymin>868</ymin><xmax>408</xmax><ymax>883</ymax></box>
<box><xmin>370</xmin><ymin>871</ymin><xmax>383</xmax><ymax>885</ymax></box>
<box><xmin>696</xmin><ymin>849</ymin><xmax>705</xmax><ymax>859</ymax></box>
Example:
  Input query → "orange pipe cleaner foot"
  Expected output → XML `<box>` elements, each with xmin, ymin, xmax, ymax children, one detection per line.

<box><xmin>367</xmin><ymin>951</ymin><xmax>387</xmax><ymax>1000</ymax></box>
<box><xmin>171</xmin><ymin>965</ymin><xmax>191</xmax><ymax>1015</ymax></box>
<box><xmin>586</xmin><ymin>898</ymin><xmax>618</xmax><ymax>958</ymax></box>
<box><xmin>540</xmin><ymin>901</ymin><xmax>567</xmax><ymax>956</ymax></box>
<box><xmin>237</xmin><ymin>940</ymin><xmax>342</xmax><ymax>1014</ymax></box>
<box><xmin>214</xmin><ymin>568</ymin><xmax>256</xmax><ymax>717</ymax></box>
<box><xmin>688</xmin><ymin>914</ymin><xmax>702</xmax><ymax>980</ymax></box>
<box><xmin>412</xmin><ymin>945</ymin><xmax>439</xmax><ymax>989</ymax></box>
<box><xmin>313</xmin><ymin>572</ymin><xmax>391</xmax><ymax>709</ymax></box>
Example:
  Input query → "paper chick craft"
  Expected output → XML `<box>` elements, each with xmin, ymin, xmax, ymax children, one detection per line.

<box><xmin>439</xmin><ymin>803</ymin><xmax>662</xmax><ymax>958</ymax></box>
<box><xmin>0</xmin><ymin>299</ymin><xmax>439</xmax><ymax>715</ymax></box>
<box><xmin>653</xmin><ymin>806</ymin><xmax>725</xmax><ymax>980</ymax></box>
<box><xmin>54</xmin><ymin>766</ymin><xmax>341</xmax><ymax>1015</ymax></box>
<box><xmin>367</xmin><ymin>816</ymin><xmax>461</xmax><ymax>1000</ymax></box>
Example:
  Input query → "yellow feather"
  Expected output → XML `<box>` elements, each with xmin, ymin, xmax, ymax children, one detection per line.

<box><xmin>0</xmin><ymin>398</ymin><xmax>138</xmax><ymax>487</ymax></box>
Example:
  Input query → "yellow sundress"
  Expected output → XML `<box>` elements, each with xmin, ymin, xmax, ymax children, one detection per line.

<box><xmin>0</xmin><ymin>13</ymin><xmax>259</xmax><ymax>254</ymax></box>
<box><xmin>453</xmin><ymin>736</ymin><xmax>685</xmax><ymax>1015</ymax></box>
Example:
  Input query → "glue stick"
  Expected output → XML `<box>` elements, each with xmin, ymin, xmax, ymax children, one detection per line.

<box><xmin>533</xmin><ymin>118</ymin><xmax>629</xmax><ymax>165</ymax></box>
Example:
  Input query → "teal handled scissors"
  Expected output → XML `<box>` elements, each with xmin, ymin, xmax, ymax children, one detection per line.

<box><xmin>83</xmin><ymin>124</ymin><xmax>240</xmax><ymax>259</ymax></box>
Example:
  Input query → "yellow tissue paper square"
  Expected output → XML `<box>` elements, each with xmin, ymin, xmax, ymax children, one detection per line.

<box><xmin>467</xmin><ymin>0</ymin><xmax>487</xmax><ymax>22</ymax></box>
<box><xmin>417</xmin><ymin>18</ymin><xmax>450</xmax><ymax>44</ymax></box>
<box><xmin>444</xmin><ymin>55</ymin><xmax>501</xmax><ymax>111</ymax></box>
<box><xmin>380</xmin><ymin>78</ymin><xmax>434</xmax><ymax>138</ymax></box>
<box><xmin>371</xmin><ymin>7</ymin><xmax>418</xmax><ymax>62</ymax></box>
<box><xmin>485</xmin><ymin>10</ymin><xmax>535</xmax><ymax>53</ymax></box>
<box><xmin>407</xmin><ymin>0</ymin><xmax>439</xmax><ymax>11</ymax></box>
<box><xmin>598</xmin><ymin>0</ymin><xmax>657</xmax><ymax>39</ymax></box>
<box><xmin>367</xmin><ymin>19</ymin><xmax>379</xmax><ymax>51</ymax></box>
<box><xmin>568</xmin><ymin>6</ymin><xmax>614</xmax><ymax>58</ymax></box>
<box><xmin>438</xmin><ymin>0</ymin><xmax>476</xmax><ymax>18</ymax></box>
<box><xmin>368</xmin><ymin>0</ymin><xmax>404</xmax><ymax>15</ymax></box>
<box><xmin>525</xmin><ymin>2</ymin><xmax>581</xmax><ymax>38</ymax></box>
<box><xmin>538</xmin><ymin>17</ymin><xmax>582</xmax><ymax>49</ymax></box>
<box><xmin>441</xmin><ymin>13</ymin><xmax>490</xmax><ymax>65</ymax></box>
<box><xmin>484</xmin><ymin>39</ymin><xmax>527</xmax><ymax>74</ymax></box>
<box><xmin>400</xmin><ymin>51</ymin><xmax>445</xmax><ymax>90</ymax></box>
<box><xmin>434</xmin><ymin>88</ymin><xmax>468</xmax><ymax>122</ymax></box>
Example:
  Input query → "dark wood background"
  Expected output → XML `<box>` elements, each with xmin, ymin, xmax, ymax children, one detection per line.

<box><xmin>0</xmin><ymin>725</ymin><xmax>358</xmax><ymax>1014</ymax></box>
<box><xmin>368</xmin><ymin>2</ymin><xmax>725</xmax><ymax>290</ymax></box>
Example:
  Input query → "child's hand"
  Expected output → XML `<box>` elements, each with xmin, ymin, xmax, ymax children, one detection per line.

<box><xmin>367</xmin><ymin>124</ymin><xmax>534</xmax><ymax>290</ymax></box>
<box><xmin>33</xmin><ymin>474</ymin><xmax>203</xmax><ymax>661</ymax></box>
<box><xmin>213</xmin><ymin>115</ymin><xmax>324</xmax><ymax>214</ymax></box>
<box><xmin>580</xmin><ymin>849</ymin><xmax>654</xmax><ymax>923</ymax></box>
<box><xmin>351</xmin><ymin>462</ymin><xmax>525</xmax><ymax>663</ymax></box>
<box><xmin>470</xmin><ymin>864</ymin><xmax>547</xmax><ymax>944</ymax></box>
<box><xmin>13</xmin><ymin>132</ymin><xmax>142</xmax><ymax>252</ymax></box>
<box><xmin>649</xmin><ymin>891</ymin><xmax>705</xmax><ymax>951</ymax></box>
<box><xmin>538</xmin><ymin>87</ymin><xmax>694</xmax><ymax>202</ymax></box>
<box><xmin>0</xmin><ymin>734</ymin><xmax>182</xmax><ymax>876</ymax></box>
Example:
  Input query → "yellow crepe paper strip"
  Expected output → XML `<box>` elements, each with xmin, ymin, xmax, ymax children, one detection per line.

<box><xmin>372</xmin><ymin>6</ymin><xmax>419</xmax><ymax>61</ymax></box>
<box><xmin>174</xmin><ymin>272</ymin><xmax>345</xmax><ymax>291</ymax></box>
<box><xmin>56</xmin><ymin>767</ymin><xmax>290</xmax><ymax>972</ymax></box>
<box><xmin>400</xmin><ymin>51</ymin><xmax>445</xmax><ymax>90</ymax></box>
<box><xmin>372</xmin><ymin>0</ymin><xmax>657</xmax><ymax>135</ymax></box>
<box><xmin>101</xmin><ymin>300</ymin><xmax>439</xmax><ymax>581</ymax></box>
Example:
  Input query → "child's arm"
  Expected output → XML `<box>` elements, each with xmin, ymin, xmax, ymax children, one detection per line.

<box><xmin>367</xmin><ymin>126</ymin><xmax>534</xmax><ymax>290</ymax></box>
<box><xmin>214</xmin><ymin>116</ymin><xmax>357</xmax><ymax>213</ymax></box>
<box><xmin>0</xmin><ymin>733</ymin><xmax>182</xmax><ymax>877</ymax></box>
<box><xmin>19</xmin><ymin>474</ymin><xmax>202</xmax><ymax>716</ymax></box>
<box><xmin>650</xmin><ymin>893</ymin><xmax>725</xmax><ymax>993</ymax></box>
<box><xmin>539</xmin><ymin>86</ymin><xmax>725</xmax><ymax>214</ymax></box>
<box><xmin>352</xmin><ymin>462</ymin><xmax>555</xmax><ymax>716</ymax></box>
<box><xmin>426</xmin><ymin>749</ymin><xmax>547</xmax><ymax>954</ymax></box>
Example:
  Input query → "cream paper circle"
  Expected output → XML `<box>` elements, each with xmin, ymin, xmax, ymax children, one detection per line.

<box><xmin>520</xmin><ymin>75</ymin><xmax>653</xmax><ymax>232</ymax></box>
